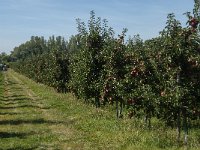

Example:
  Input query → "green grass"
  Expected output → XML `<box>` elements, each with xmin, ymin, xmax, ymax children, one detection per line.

<box><xmin>0</xmin><ymin>69</ymin><xmax>199</xmax><ymax>150</ymax></box>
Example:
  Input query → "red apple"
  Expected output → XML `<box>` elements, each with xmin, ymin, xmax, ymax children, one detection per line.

<box><xmin>189</xmin><ymin>18</ymin><xmax>199</xmax><ymax>28</ymax></box>
<box><xmin>131</xmin><ymin>68</ymin><xmax>139</xmax><ymax>77</ymax></box>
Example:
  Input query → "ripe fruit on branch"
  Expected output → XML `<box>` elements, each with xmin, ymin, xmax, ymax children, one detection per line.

<box><xmin>108</xmin><ymin>97</ymin><xmax>113</xmax><ymax>104</ymax></box>
<box><xmin>188</xmin><ymin>57</ymin><xmax>198</xmax><ymax>67</ymax></box>
<box><xmin>189</xmin><ymin>18</ymin><xmax>199</xmax><ymax>28</ymax></box>
<box><xmin>192</xmin><ymin>108</ymin><xmax>199</xmax><ymax>116</ymax></box>
<box><xmin>127</xmin><ymin>99</ymin><xmax>136</xmax><ymax>105</ymax></box>
<box><xmin>109</xmin><ymin>97</ymin><xmax>112</xmax><ymax>101</ymax></box>
<box><xmin>131</xmin><ymin>67</ymin><xmax>139</xmax><ymax>77</ymax></box>
<box><xmin>160</xmin><ymin>91</ymin><xmax>165</xmax><ymax>97</ymax></box>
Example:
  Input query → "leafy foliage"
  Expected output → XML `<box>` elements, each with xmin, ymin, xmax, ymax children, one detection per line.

<box><xmin>10</xmin><ymin>1</ymin><xmax>200</xmax><ymax>144</ymax></box>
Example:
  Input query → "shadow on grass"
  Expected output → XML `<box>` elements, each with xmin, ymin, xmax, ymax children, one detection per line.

<box><xmin>12</xmin><ymin>97</ymin><xmax>32</xmax><ymax>101</ymax></box>
<box><xmin>0</xmin><ymin>131</ymin><xmax>38</xmax><ymax>150</ymax></box>
<box><xmin>0</xmin><ymin>96</ymin><xmax>29</xmax><ymax>103</ymax></box>
<box><xmin>2</xmin><ymin>94</ymin><xmax>42</xmax><ymax>103</ymax></box>
<box><xmin>0</xmin><ymin>98</ymin><xmax>33</xmax><ymax>107</ymax></box>
<box><xmin>7</xmin><ymin>94</ymin><xmax>26</xmax><ymax>98</ymax></box>
<box><xmin>0</xmin><ymin>112</ymin><xmax>26</xmax><ymax>115</ymax></box>
<box><xmin>0</xmin><ymin>131</ymin><xmax>32</xmax><ymax>139</ymax></box>
<box><xmin>0</xmin><ymin>104</ymin><xmax>50</xmax><ymax>110</ymax></box>
<box><xmin>0</xmin><ymin>97</ymin><xmax>3</xmax><ymax>101</ymax></box>
<box><xmin>5</xmin><ymin>147</ymin><xmax>37</xmax><ymax>150</ymax></box>
<box><xmin>0</xmin><ymin>118</ymin><xmax>74</xmax><ymax>125</ymax></box>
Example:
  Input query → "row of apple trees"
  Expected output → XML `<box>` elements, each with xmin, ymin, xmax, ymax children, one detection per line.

<box><xmin>10</xmin><ymin>3</ymin><xmax>200</xmax><ymax>144</ymax></box>
<box><xmin>10</xmin><ymin>36</ymin><xmax>70</xmax><ymax>92</ymax></box>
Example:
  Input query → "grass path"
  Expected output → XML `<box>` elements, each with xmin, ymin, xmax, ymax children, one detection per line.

<box><xmin>0</xmin><ymin>70</ymin><xmax>199</xmax><ymax>150</ymax></box>
<box><xmin>0</xmin><ymin>70</ymin><xmax>82</xmax><ymax>149</ymax></box>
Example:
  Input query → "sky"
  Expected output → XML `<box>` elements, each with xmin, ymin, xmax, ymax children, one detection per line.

<box><xmin>0</xmin><ymin>0</ymin><xmax>195</xmax><ymax>54</ymax></box>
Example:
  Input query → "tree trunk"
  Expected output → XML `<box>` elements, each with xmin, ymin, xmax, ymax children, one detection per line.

<box><xmin>95</xmin><ymin>97</ymin><xmax>100</xmax><ymax>108</ymax></box>
<box><xmin>144</xmin><ymin>109</ymin><xmax>151</xmax><ymax>129</ymax></box>
<box><xmin>119</xmin><ymin>101</ymin><xmax>123</xmax><ymax>118</ymax></box>
<box><xmin>177</xmin><ymin>109</ymin><xmax>181</xmax><ymax>143</ymax></box>
<box><xmin>148</xmin><ymin>114</ymin><xmax>151</xmax><ymax>129</ymax></box>
<box><xmin>176</xmin><ymin>72</ymin><xmax>181</xmax><ymax>143</ymax></box>
<box><xmin>116</xmin><ymin>99</ymin><xmax>119</xmax><ymax>118</ymax></box>
<box><xmin>183</xmin><ymin>108</ymin><xmax>188</xmax><ymax>145</ymax></box>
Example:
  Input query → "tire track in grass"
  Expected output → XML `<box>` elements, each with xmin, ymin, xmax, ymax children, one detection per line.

<box><xmin>0</xmin><ymin>72</ymin><xmax>20</xmax><ymax>119</ymax></box>
<box><xmin>0</xmin><ymin>72</ymin><xmax>39</xmax><ymax>149</ymax></box>
<box><xmin>6</xmin><ymin>70</ymin><xmax>78</xmax><ymax>149</ymax></box>
<box><xmin>1</xmin><ymin>72</ymin><xmax>53</xmax><ymax>149</ymax></box>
